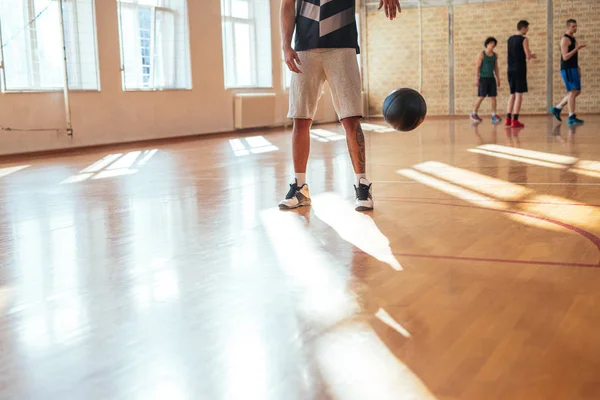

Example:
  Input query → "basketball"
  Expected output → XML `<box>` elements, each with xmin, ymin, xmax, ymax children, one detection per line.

<box><xmin>382</xmin><ymin>88</ymin><xmax>427</xmax><ymax>132</ymax></box>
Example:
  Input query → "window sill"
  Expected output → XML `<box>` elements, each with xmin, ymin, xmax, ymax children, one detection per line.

<box><xmin>122</xmin><ymin>88</ymin><xmax>192</xmax><ymax>92</ymax></box>
<box><xmin>226</xmin><ymin>86</ymin><xmax>274</xmax><ymax>91</ymax></box>
<box><xmin>1</xmin><ymin>89</ymin><xmax>101</xmax><ymax>94</ymax></box>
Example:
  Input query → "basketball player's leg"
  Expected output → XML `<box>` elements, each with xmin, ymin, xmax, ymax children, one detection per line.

<box><xmin>567</xmin><ymin>90</ymin><xmax>577</xmax><ymax>114</ymax></box>
<box><xmin>510</xmin><ymin>70</ymin><xmax>527</xmax><ymax>128</ymax></box>
<box><xmin>552</xmin><ymin>69</ymin><xmax>576</xmax><ymax>121</ymax></box>
<box><xmin>292</xmin><ymin>118</ymin><xmax>313</xmax><ymax>177</ymax></box>
<box><xmin>490</xmin><ymin>96</ymin><xmax>499</xmax><ymax>123</ymax></box>
<box><xmin>513</xmin><ymin>93</ymin><xmax>523</xmax><ymax>113</ymax></box>
<box><xmin>563</xmin><ymin>68</ymin><xmax>583</xmax><ymax>125</ymax></box>
<box><xmin>506</xmin><ymin>94</ymin><xmax>515</xmax><ymax>126</ymax></box>
<box><xmin>341</xmin><ymin>117</ymin><xmax>365</xmax><ymax>175</ymax></box>
<box><xmin>487</xmin><ymin>77</ymin><xmax>499</xmax><ymax>123</ymax></box>
<box><xmin>506</xmin><ymin>71</ymin><xmax>516</xmax><ymax>126</ymax></box>
<box><xmin>280</xmin><ymin>51</ymin><xmax>325</xmax><ymax>209</ymax></box>
<box><xmin>551</xmin><ymin>94</ymin><xmax>569</xmax><ymax>121</ymax></box>
<box><xmin>323</xmin><ymin>48</ymin><xmax>373</xmax><ymax>211</ymax></box>
<box><xmin>471</xmin><ymin>97</ymin><xmax>485</xmax><ymax>122</ymax></box>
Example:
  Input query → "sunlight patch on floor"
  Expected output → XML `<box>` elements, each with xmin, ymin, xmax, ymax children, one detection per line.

<box><xmin>0</xmin><ymin>165</ymin><xmax>30</xmax><ymax>179</ymax></box>
<box><xmin>62</xmin><ymin>150</ymin><xmax>158</xmax><ymax>184</ymax></box>
<box><xmin>260</xmin><ymin>208</ymin><xmax>436</xmax><ymax>400</ymax></box>
<box><xmin>312</xmin><ymin>192</ymin><xmax>402</xmax><ymax>271</ymax></box>
<box><xmin>375</xmin><ymin>308</ymin><xmax>411</xmax><ymax>338</ymax></box>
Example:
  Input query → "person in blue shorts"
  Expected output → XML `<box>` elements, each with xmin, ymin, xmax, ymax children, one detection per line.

<box><xmin>550</xmin><ymin>19</ymin><xmax>586</xmax><ymax>125</ymax></box>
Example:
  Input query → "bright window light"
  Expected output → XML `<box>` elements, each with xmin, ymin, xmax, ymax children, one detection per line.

<box><xmin>117</xmin><ymin>0</ymin><xmax>192</xmax><ymax>90</ymax></box>
<box><xmin>311</xmin><ymin>129</ymin><xmax>346</xmax><ymax>142</ymax></box>
<box><xmin>221</xmin><ymin>0</ymin><xmax>272</xmax><ymax>88</ymax></box>
<box><xmin>398</xmin><ymin>168</ymin><xmax>507</xmax><ymax>210</ymax></box>
<box><xmin>412</xmin><ymin>161</ymin><xmax>531</xmax><ymax>201</ymax></box>
<box><xmin>361</xmin><ymin>123</ymin><xmax>395</xmax><ymax>133</ymax></box>
<box><xmin>62</xmin><ymin>149</ymin><xmax>157</xmax><ymax>184</ymax></box>
<box><xmin>312</xmin><ymin>192</ymin><xmax>402</xmax><ymax>271</ymax></box>
<box><xmin>375</xmin><ymin>308</ymin><xmax>411</xmax><ymax>338</ymax></box>
<box><xmin>81</xmin><ymin>154</ymin><xmax>123</xmax><ymax>173</ymax></box>
<box><xmin>229</xmin><ymin>136</ymin><xmax>277</xmax><ymax>157</ymax></box>
<box><xmin>476</xmin><ymin>144</ymin><xmax>578</xmax><ymax>166</ymax></box>
<box><xmin>0</xmin><ymin>165</ymin><xmax>29</xmax><ymax>178</ymax></box>
<box><xmin>468</xmin><ymin>148</ymin><xmax>565</xmax><ymax>169</ymax></box>
<box><xmin>0</xmin><ymin>0</ymin><xmax>100</xmax><ymax>91</ymax></box>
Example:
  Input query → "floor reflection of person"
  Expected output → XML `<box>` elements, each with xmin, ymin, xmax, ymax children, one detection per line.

<box><xmin>472</xmin><ymin>123</ymin><xmax>499</xmax><ymax>178</ymax></box>
<box><xmin>506</xmin><ymin>128</ymin><xmax>527</xmax><ymax>184</ymax></box>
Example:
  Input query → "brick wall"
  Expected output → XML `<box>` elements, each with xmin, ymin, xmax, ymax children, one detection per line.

<box><xmin>366</xmin><ymin>8</ymin><xmax>449</xmax><ymax>116</ymax></box>
<box><xmin>553</xmin><ymin>0</ymin><xmax>600</xmax><ymax>113</ymax></box>
<box><xmin>454</xmin><ymin>0</ymin><xmax>547</xmax><ymax>115</ymax></box>
<box><xmin>421</xmin><ymin>7</ymin><xmax>450</xmax><ymax>116</ymax></box>
<box><xmin>366</xmin><ymin>9</ymin><xmax>420</xmax><ymax>116</ymax></box>
<box><xmin>365</xmin><ymin>0</ymin><xmax>600</xmax><ymax>116</ymax></box>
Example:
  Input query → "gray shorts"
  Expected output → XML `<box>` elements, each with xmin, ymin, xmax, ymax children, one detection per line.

<box><xmin>287</xmin><ymin>48</ymin><xmax>363</xmax><ymax>120</ymax></box>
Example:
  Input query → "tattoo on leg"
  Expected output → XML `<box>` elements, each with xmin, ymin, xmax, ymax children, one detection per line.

<box><xmin>356</xmin><ymin>124</ymin><xmax>366</xmax><ymax>174</ymax></box>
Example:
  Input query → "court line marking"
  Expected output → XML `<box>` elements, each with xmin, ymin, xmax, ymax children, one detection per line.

<box><xmin>377</xmin><ymin>196</ymin><xmax>600</xmax><ymax>208</ymax></box>
<box><xmin>388</xmin><ymin>253</ymin><xmax>600</xmax><ymax>269</ymax></box>
<box><xmin>371</xmin><ymin>180</ymin><xmax>600</xmax><ymax>187</ymax></box>
<box><xmin>374</xmin><ymin>199</ymin><xmax>600</xmax><ymax>267</ymax></box>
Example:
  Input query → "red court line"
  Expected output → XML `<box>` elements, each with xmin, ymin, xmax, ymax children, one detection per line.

<box><xmin>374</xmin><ymin>199</ymin><xmax>600</xmax><ymax>267</ymax></box>
<box><xmin>398</xmin><ymin>199</ymin><xmax>600</xmax><ymax>251</ymax></box>
<box><xmin>390</xmin><ymin>253</ymin><xmax>600</xmax><ymax>269</ymax></box>
<box><xmin>377</xmin><ymin>196</ymin><xmax>600</xmax><ymax>208</ymax></box>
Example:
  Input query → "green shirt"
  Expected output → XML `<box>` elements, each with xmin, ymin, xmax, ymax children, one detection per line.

<box><xmin>480</xmin><ymin>51</ymin><xmax>497</xmax><ymax>78</ymax></box>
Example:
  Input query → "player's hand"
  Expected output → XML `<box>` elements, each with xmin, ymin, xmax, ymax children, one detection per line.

<box><xmin>576</xmin><ymin>43</ymin><xmax>586</xmax><ymax>50</ymax></box>
<box><xmin>284</xmin><ymin>46</ymin><xmax>302</xmax><ymax>74</ymax></box>
<box><xmin>530</xmin><ymin>53</ymin><xmax>537</xmax><ymax>59</ymax></box>
<box><xmin>475</xmin><ymin>79</ymin><xmax>479</xmax><ymax>87</ymax></box>
<box><xmin>497</xmin><ymin>79</ymin><xmax>501</xmax><ymax>88</ymax></box>
<box><xmin>378</xmin><ymin>0</ymin><xmax>401</xmax><ymax>20</ymax></box>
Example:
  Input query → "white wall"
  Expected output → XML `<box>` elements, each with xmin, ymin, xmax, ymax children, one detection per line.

<box><xmin>0</xmin><ymin>0</ymin><xmax>339</xmax><ymax>156</ymax></box>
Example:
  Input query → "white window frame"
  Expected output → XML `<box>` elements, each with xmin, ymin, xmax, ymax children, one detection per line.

<box><xmin>221</xmin><ymin>0</ymin><xmax>272</xmax><ymax>89</ymax></box>
<box><xmin>0</xmin><ymin>0</ymin><xmax>100</xmax><ymax>93</ymax></box>
<box><xmin>222</xmin><ymin>15</ymin><xmax>258</xmax><ymax>88</ymax></box>
<box><xmin>117</xmin><ymin>0</ymin><xmax>192</xmax><ymax>91</ymax></box>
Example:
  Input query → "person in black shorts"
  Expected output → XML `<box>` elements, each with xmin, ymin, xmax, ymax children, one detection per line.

<box><xmin>506</xmin><ymin>20</ymin><xmax>536</xmax><ymax>128</ymax></box>
<box><xmin>470</xmin><ymin>37</ymin><xmax>501</xmax><ymax>124</ymax></box>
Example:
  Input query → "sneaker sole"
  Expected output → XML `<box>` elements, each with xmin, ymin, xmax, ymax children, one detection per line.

<box><xmin>355</xmin><ymin>205</ymin><xmax>374</xmax><ymax>211</ymax></box>
<box><xmin>278</xmin><ymin>200</ymin><xmax>312</xmax><ymax>210</ymax></box>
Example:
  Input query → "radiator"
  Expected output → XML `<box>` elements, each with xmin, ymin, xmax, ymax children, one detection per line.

<box><xmin>234</xmin><ymin>93</ymin><xmax>277</xmax><ymax>129</ymax></box>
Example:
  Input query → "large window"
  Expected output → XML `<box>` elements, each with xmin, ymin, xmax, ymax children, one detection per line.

<box><xmin>117</xmin><ymin>0</ymin><xmax>192</xmax><ymax>90</ymax></box>
<box><xmin>0</xmin><ymin>0</ymin><xmax>100</xmax><ymax>92</ymax></box>
<box><xmin>221</xmin><ymin>0</ymin><xmax>272</xmax><ymax>88</ymax></box>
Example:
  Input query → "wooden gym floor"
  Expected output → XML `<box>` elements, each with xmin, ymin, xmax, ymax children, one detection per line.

<box><xmin>0</xmin><ymin>115</ymin><xmax>599</xmax><ymax>400</ymax></box>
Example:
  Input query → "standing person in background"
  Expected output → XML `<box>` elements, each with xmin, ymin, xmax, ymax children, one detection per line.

<box><xmin>506</xmin><ymin>20</ymin><xmax>536</xmax><ymax>128</ymax></box>
<box><xmin>550</xmin><ymin>19</ymin><xmax>585</xmax><ymax>125</ymax></box>
<box><xmin>471</xmin><ymin>37</ymin><xmax>501</xmax><ymax>124</ymax></box>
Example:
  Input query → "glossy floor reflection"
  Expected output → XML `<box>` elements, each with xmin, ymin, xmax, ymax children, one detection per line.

<box><xmin>1</xmin><ymin>116</ymin><xmax>599</xmax><ymax>399</ymax></box>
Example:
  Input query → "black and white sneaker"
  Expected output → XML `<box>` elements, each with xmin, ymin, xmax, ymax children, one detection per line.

<box><xmin>354</xmin><ymin>178</ymin><xmax>374</xmax><ymax>211</ymax></box>
<box><xmin>279</xmin><ymin>180</ymin><xmax>311</xmax><ymax>209</ymax></box>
